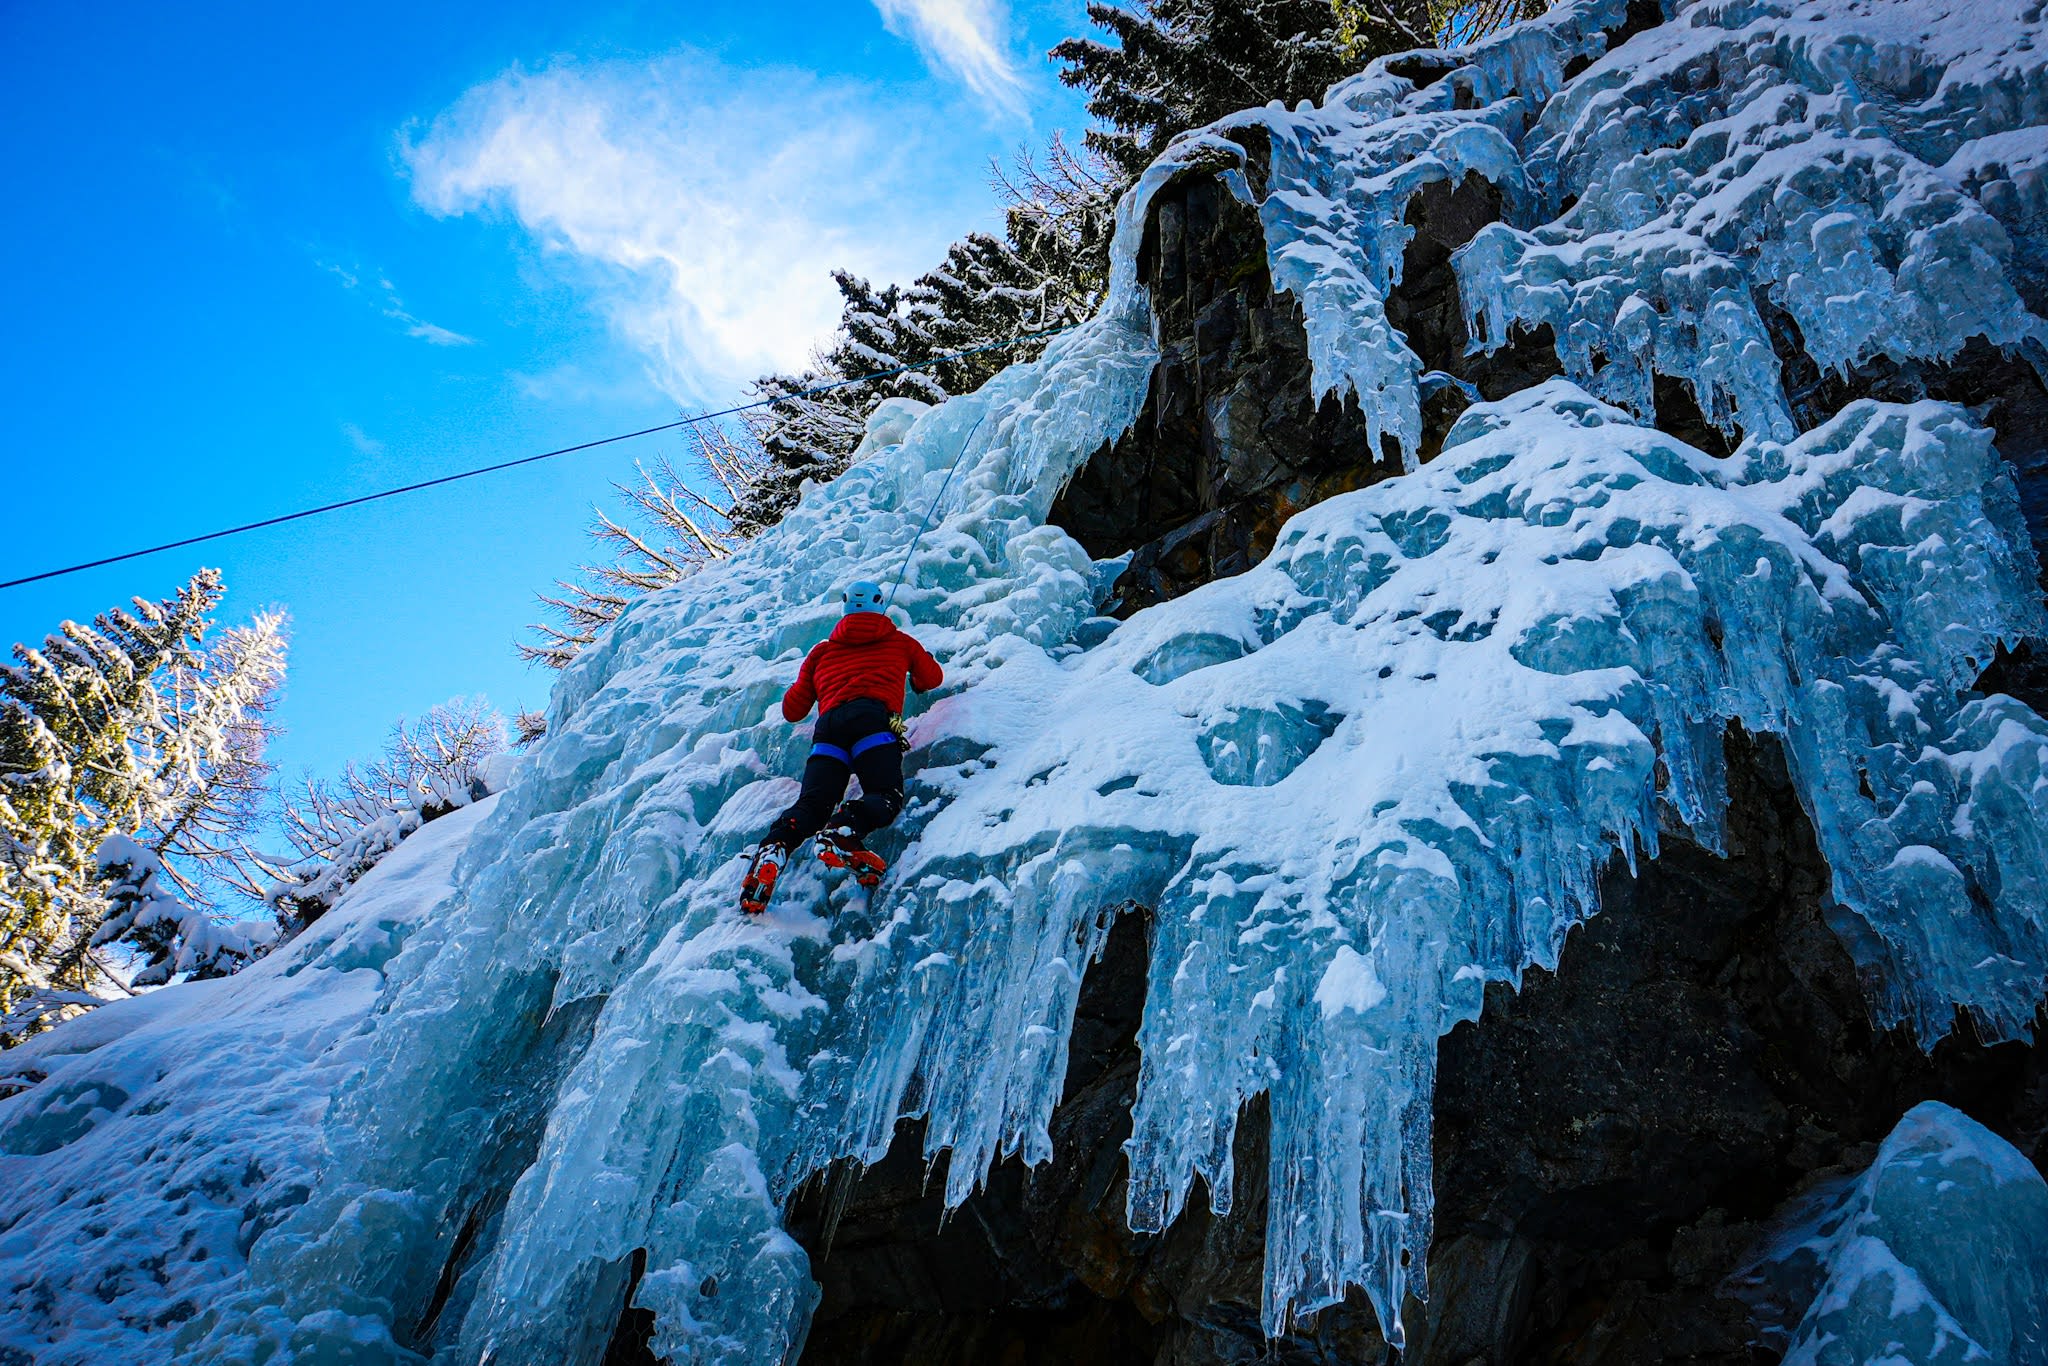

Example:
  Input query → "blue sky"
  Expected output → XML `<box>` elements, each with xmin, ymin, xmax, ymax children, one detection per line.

<box><xmin>0</xmin><ymin>0</ymin><xmax>1091</xmax><ymax>800</ymax></box>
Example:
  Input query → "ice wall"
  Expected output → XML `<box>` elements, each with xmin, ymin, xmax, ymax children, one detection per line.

<box><xmin>851</xmin><ymin>382</ymin><xmax>2048</xmax><ymax>1342</ymax></box>
<box><xmin>1457</xmin><ymin>0</ymin><xmax>2048</xmax><ymax>438</ymax></box>
<box><xmin>160</xmin><ymin>191</ymin><xmax>1167</xmax><ymax>1363</ymax></box>
<box><xmin>1183</xmin><ymin>0</ymin><xmax>2048</xmax><ymax>457</ymax></box>
<box><xmin>190</xmin><ymin>366</ymin><xmax>2047</xmax><ymax>1363</ymax></box>
<box><xmin>7</xmin><ymin>0</ymin><xmax>2048</xmax><ymax>1360</ymax></box>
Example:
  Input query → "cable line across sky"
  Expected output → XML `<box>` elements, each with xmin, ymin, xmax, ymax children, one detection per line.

<box><xmin>0</xmin><ymin>326</ymin><xmax>1076</xmax><ymax>593</ymax></box>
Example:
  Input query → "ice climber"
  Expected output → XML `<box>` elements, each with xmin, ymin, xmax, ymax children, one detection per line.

<box><xmin>739</xmin><ymin>580</ymin><xmax>944</xmax><ymax>914</ymax></box>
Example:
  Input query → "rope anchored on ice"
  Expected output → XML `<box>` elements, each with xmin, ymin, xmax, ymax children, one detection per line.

<box><xmin>884</xmin><ymin>410</ymin><xmax>991</xmax><ymax>611</ymax></box>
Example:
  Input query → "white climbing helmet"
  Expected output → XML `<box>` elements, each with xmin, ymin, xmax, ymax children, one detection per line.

<box><xmin>842</xmin><ymin>580</ymin><xmax>887</xmax><ymax>615</ymax></box>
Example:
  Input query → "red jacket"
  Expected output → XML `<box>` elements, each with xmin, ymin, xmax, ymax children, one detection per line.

<box><xmin>782</xmin><ymin>612</ymin><xmax>943</xmax><ymax>721</ymax></box>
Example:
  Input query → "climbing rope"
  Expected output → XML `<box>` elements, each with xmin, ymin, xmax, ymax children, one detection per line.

<box><xmin>884</xmin><ymin>410</ymin><xmax>993</xmax><ymax>612</ymax></box>
<box><xmin>0</xmin><ymin>326</ymin><xmax>1075</xmax><ymax>592</ymax></box>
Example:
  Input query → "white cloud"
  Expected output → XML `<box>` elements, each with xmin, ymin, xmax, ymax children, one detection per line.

<box><xmin>872</xmin><ymin>0</ymin><xmax>1027</xmax><ymax>112</ymax></box>
<box><xmin>403</xmin><ymin>316</ymin><xmax>476</xmax><ymax>347</ymax></box>
<box><xmin>404</xmin><ymin>53</ymin><xmax>983</xmax><ymax>402</ymax></box>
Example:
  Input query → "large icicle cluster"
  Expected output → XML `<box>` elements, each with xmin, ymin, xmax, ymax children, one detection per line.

<box><xmin>1456</xmin><ymin>0</ymin><xmax>2048</xmax><ymax>437</ymax></box>
<box><xmin>1189</xmin><ymin>0</ymin><xmax>2048</xmax><ymax>458</ymax></box>
<box><xmin>845</xmin><ymin>382</ymin><xmax>2048</xmax><ymax>1341</ymax></box>
<box><xmin>5</xmin><ymin>0</ymin><xmax>2048</xmax><ymax>1361</ymax></box>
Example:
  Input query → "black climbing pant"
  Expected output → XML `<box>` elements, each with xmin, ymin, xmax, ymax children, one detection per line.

<box><xmin>765</xmin><ymin>697</ymin><xmax>905</xmax><ymax>850</ymax></box>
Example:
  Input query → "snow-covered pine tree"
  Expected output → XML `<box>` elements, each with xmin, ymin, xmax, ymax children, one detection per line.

<box><xmin>993</xmin><ymin>131</ymin><xmax>1120</xmax><ymax>324</ymax></box>
<box><xmin>93</xmin><ymin>835</ymin><xmax>261</xmax><ymax>986</ymax></box>
<box><xmin>836</xmin><ymin>272</ymin><xmax>945</xmax><ymax>404</ymax></box>
<box><xmin>736</xmin><ymin>366</ymin><xmax>872</xmax><ymax>536</ymax></box>
<box><xmin>143</xmin><ymin>612</ymin><xmax>286</xmax><ymax>912</ymax></box>
<box><xmin>0</xmin><ymin>576</ymin><xmax>214</xmax><ymax>1018</ymax></box>
<box><xmin>904</xmin><ymin>229</ymin><xmax>1095</xmax><ymax>397</ymax></box>
<box><xmin>742</xmin><ymin>272</ymin><xmax>936</xmax><ymax>532</ymax></box>
<box><xmin>1051</xmin><ymin>0</ymin><xmax>1430</xmax><ymax>180</ymax></box>
<box><xmin>0</xmin><ymin>570</ymin><xmax>285</xmax><ymax>1033</ymax></box>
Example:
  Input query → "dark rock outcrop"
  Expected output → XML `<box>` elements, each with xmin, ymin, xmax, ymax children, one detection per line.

<box><xmin>1046</xmin><ymin>152</ymin><xmax>1561</xmax><ymax>615</ymax></box>
<box><xmin>1051</xmin><ymin>170</ymin><xmax>1403</xmax><ymax>614</ymax></box>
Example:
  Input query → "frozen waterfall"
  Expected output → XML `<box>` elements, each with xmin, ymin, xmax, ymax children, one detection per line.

<box><xmin>6</xmin><ymin>0</ymin><xmax>2048</xmax><ymax>1359</ymax></box>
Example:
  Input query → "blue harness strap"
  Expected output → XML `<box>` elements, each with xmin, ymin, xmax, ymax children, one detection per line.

<box><xmin>811</xmin><ymin>732</ymin><xmax>898</xmax><ymax>765</ymax></box>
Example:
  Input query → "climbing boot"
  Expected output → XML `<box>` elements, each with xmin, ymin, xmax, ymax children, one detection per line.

<box><xmin>816</xmin><ymin>824</ymin><xmax>887</xmax><ymax>890</ymax></box>
<box><xmin>739</xmin><ymin>843</ymin><xmax>787</xmax><ymax>914</ymax></box>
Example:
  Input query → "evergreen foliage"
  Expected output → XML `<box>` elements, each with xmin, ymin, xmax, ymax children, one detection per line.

<box><xmin>993</xmin><ymin>132</ymin><xmax>1121</xmax><ymax>321</ymax></box>
<box><xmin>94</xmin><ymin>835</ymin><xmax>263</xmax><ymax>987</ymax></box>
<box><xmin>0</xmin><ymin>571</ymin><xmax>285</xmax><ymax>1036</ymax></box>
<box><xmin>1052</xmin><ymin>0</ymin><xmax>1429</xmax><ymax>180</ymax></box>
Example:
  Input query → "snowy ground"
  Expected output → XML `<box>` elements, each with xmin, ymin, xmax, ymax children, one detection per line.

<box><xmin>0</xmin><ymin>798</ymin><xmax>496</xmax><ymax>1364</ymax></box>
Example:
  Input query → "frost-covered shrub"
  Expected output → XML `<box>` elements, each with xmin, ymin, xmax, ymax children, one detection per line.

<box><xmin>266</xmin><ymin>699</ymin><xmax>507</xmax><ymax>929</ymax></box>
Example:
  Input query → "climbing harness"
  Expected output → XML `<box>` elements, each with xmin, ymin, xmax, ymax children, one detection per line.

<box><xmin>809</xmin><ymin>731</ymin><xmax>901</xmax><ymax>765</ymax></box>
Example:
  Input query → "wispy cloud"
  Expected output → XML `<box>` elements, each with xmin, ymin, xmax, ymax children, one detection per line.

<box><xmin>340</xmin><ymin>422</ymin><xmax>386</xmax><ymax>456</ymax></box>
<box><xmin>872</xmin><ymin>0</ymin><xmax>1027</xmax><ymax>113</ymax></box>
<box><xmin>323</xmin><ymin>262</ymin><xmax>478</xmax><ymax>347</ymax></box>
<box><xmin>403</xmin><ymin>52</ymin><xmax>981</xmax><ymax>401</ymax></box>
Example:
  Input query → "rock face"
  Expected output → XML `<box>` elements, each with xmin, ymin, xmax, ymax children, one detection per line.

<box><xmin>1048</xmin><ymin>168</ymin><xmax>1388</xmax><ymax>616</ymax></box>
<box><xmin>1047</xmin><ymin>155</ymin><xmax>1571</xmax><ymax>617</ymax></box>
<box><xmin>1046</xmin><ymin>177</ymin><xmax>1379</xmax><ymax>613</ymax></box>
<box><xmin>786</xmin><ymin>40</ymin><xmax>2048</xmax><ymax>1366</ymax></box>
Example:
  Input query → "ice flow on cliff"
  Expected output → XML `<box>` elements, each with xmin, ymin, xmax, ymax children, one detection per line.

<box><xmin>6</xmin><ymin>0</ymin><xmax>2048</xmax><ymax>1359</ymax></box>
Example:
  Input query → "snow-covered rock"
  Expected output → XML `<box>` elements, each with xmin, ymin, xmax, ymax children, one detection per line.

<box><xmin>1735</xmin><ymin>1100</ymin><xmax>2048</xmax><ymax>1365</ymax></box>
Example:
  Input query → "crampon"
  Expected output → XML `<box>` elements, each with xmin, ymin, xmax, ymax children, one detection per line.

<box><xmin>739</xmin><ymin>843</ymin><xmax>787</xmax><ymax>915</ymax></box>
<box><xmin>816</xmin><ymin>826</ymin><xmax>887</xmax><ymax>890</ymax></box>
